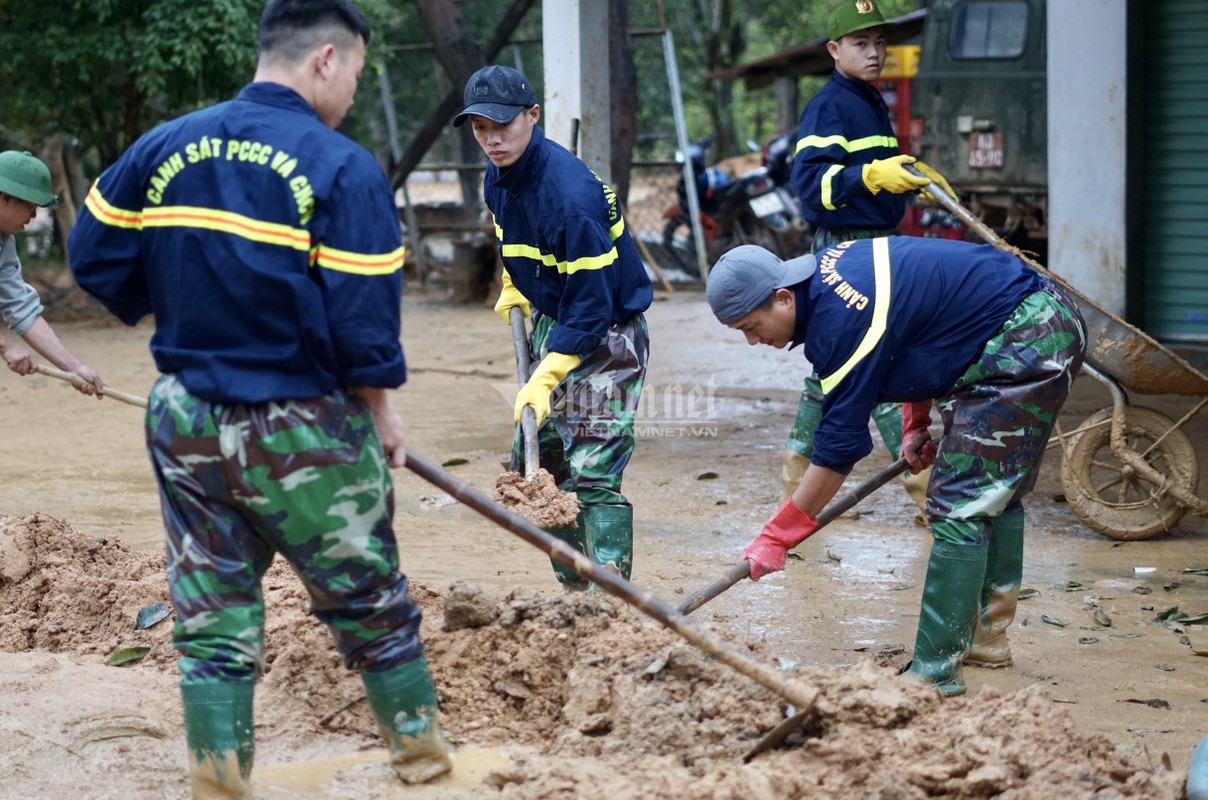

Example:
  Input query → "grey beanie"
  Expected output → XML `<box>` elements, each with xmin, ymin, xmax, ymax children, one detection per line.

<box><xmin>706</xmin><ymin>245</ymin><xmax>816</xmax><ymax>324</ymax></box>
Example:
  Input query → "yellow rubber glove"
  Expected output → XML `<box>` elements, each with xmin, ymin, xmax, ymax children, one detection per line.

<box><xmin>514</xmin><ymin>352</ymin><xmax>581</xmax><ymax>424</ymax></box>
<box><xmin>861</xmin><ymin>154</ymin><xmax>932</xmax><ymax>195</ymax></box>
<box><xmin>913</xmin><ymin>160</ymin><xmax>958</xmax><ymax>203</ymax></box>
<box><xmin>493</xmin><ymin>270</ymin><xmax>532</xmax><ymax>323</ymax></box>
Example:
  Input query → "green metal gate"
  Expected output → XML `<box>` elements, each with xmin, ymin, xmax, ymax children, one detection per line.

<box><xmin>1140</xmin><ymin>0</ymin><xmax>1208</xmax><ymax>341</ymax></box>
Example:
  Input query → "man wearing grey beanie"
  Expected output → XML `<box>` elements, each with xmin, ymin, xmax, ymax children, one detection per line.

<box><xmin>707</xmin><ymin>236</ymin><xmax>1085</xmax><ymax>697</ymax></box>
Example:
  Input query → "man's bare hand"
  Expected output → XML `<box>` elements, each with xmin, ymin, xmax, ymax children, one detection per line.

<box><xmin>1</xmin><ymin>342</ymin><xmax>35</xmax><ymax>375</ymax></box>
<box><xmin>352</xmin><ymin>387</ymin><xmax>406</xmax><ymax>468</ymax></box>
<box><xmin>67</xmin><ymin>363</ymin><xmax>105</xmax><ymax>398</ymax></box>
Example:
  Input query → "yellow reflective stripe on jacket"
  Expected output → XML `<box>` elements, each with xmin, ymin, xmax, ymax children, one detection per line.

<box><xmin>820</xmin><ymin>237</ymin><xmax>892</xmax><ymax>395</ymax></box>
<box><xmin>312</xmin><ymin>243</ymin><xmax>405</xmax><ymax>275</ymax></box>
<box><xmin>84</xmin><ymin>184</ymin><xmax>312</xmax><ymax>252</ymax></box>
<box><xmin>144</xmin><ymin>207</ymin><xmax>310</xmax><ymax>251</ymax></box>
<box><xmin>820</xmin><ymin>164</ymin><xmax>844</xmax><ymax>211</ymax></box>
<box><xmin>85</xmin><ymin>183</ymin><xmax>400</xmax><ymax>274</ymax></box>
<box><xmin>495</xmin><ymin>218</ymin><xmax>625</xmax><ymax>275</ymax></box>
<box><xmin>83</xmin><ymin>185</ymin><xmax>142</xmax><ymax>229</ymax></box>
<box><xmin>794</xmin><ymin>133</ymin><xmax>899</xmax><ymax>156</ymax></box>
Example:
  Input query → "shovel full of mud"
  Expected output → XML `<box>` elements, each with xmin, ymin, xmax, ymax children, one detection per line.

<box><xmin>493</xmin><ymin>308</ymin><xmax>579</xmax><ymax>529</ymax></box>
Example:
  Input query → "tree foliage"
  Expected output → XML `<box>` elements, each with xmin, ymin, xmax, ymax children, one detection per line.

<box><xmin>2</xmin><ymin>0</ymin><xmax>920</xmax><ymax>184</ymax></box>
<box><xmin>0</xmin><ymin>1</ymin><xmax>264</xmax><ymax>167</ymax></box>
<box><xmin>630</xmin><ymin>0</ymin><xmax>920</xmax><ymax>158</ymax></box>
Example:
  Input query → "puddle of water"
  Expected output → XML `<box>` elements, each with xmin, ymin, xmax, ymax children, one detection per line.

<box><xmin>253</xmin><ymin>744</ymin><xmax>513</xmax><ymax>798</ymax></box>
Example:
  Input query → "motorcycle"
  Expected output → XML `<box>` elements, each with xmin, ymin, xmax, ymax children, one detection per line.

<box><xmin>661</xmin><ymin>137</ymin><xmax>806</xmax><ymax>277</ymax></box>
<box><xmin>760</xmin><ymin>129</ymin><xmax>813</xmax><ymax>254</ymax></box>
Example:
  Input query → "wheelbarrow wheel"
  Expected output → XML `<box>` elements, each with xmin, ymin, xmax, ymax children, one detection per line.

<box><xmin>1060</xmin><ymin>406</ymin><xmax>1199</xmax><ymax>540</ymax></box>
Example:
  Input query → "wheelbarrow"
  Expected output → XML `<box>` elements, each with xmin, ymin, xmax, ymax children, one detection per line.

<box><xmin>913</xmin><ymin>170</ymin><xmax>1208</xmax><ymax>540</ymax></box>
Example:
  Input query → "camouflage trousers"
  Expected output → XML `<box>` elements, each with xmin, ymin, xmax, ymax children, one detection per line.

<box><xmin>511</xmin><ymin>312</ymin><xmax>649</xmax><ymax>507</ymax></box>
<box><xmin>146</xmin><ymin>375</ymin><xmax>424</xmax><ymax>685</ymax></box>
<box><xmin>786</xmin><ymin>225</ymin><xmax>904</xmax><ymax>460</ymax></box>
<box><xmin>927</xmin><ymin>282</ymin><xmax>1088</xmax><ymax>544</ymax></box>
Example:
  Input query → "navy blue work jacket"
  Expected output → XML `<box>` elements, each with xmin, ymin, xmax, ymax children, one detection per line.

<box><xmin>484</xmin><ymin>125</ymin><xmax>652</xmax><ymax>356</ymax></box>
<box><xmin>69</xmin><ymin>82</ymin><xmax>406</xmax><ymax>404</ymax></box>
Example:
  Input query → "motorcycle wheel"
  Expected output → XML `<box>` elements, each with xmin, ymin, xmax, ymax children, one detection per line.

<box><xmin>728</xmin><ymin>212</ymin><xmax>786</xmax><ymax>259</ymax></box>
<box><xmin>661</xmin><ymin>215</ymin><xmax>702</xmax><ymax>277</ymax></box>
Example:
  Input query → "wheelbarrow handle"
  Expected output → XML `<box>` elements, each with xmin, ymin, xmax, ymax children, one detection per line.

<box><xmin>904</xmin><ymin>164</ymin><xmax>1059</xmax><ymax>281</ymax></box>
<box><xmin>676</xmin><ymin>457</ymin><xmax>911</xmax><ymax>615</ymax></box>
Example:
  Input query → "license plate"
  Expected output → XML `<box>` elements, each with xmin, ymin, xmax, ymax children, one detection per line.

<box><xmin>749</xmin><ymin>191</ymin><xmax>787</xmax><ymax>218</ymax></box>
<box><xmin>968</xmin><ymin>132</ymin><xmax>1004</xmax><ymax>169</ymax></box>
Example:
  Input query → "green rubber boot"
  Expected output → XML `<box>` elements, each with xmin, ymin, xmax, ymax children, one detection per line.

<box><xmin>583</xmin><ymin>503</ymin><xmax>634</xmax><ymax>583</ymax></box>
<box><xmin>966</xmin><ymin>511</ymin><xmax>1024</xmax><ymax>668</ymax></box>
<box><xmin>780</xmin><ymin>449</ymin><xmax>810</xmax><ymax>500</ymax></box>
<box><xmin>361</xmin><ymin>655</ymin><xmax>453</xmax><ymax>785</ymax></box>
<box><xmin>180</xmin><ymin>681</ymin><xmax>255</xmax><ymax>800</ymax></box>
<box><xmin>905</xmin><ymin>538</ymin><xmax>988</xmax><ymax>697</ymax></box>
<box><xmin>547</xmin><ymin>510</ymin><xmax>589</xmax><ymax>591</ymax></box>
<box><xmin>871</xmin><ymin>401</ymin><xmax>904</xmax><ymax>456</ymax></box>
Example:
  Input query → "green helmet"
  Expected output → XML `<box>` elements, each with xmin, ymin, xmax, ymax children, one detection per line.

<box><xmin>828</xmin><ymin>0</ymin><xmax>887</xmax><ymax>41</ymax></box>
<box><xmin>0</xmin><ymin>150</ymin><xmax>58</xmax><ymax>208</ymax></box>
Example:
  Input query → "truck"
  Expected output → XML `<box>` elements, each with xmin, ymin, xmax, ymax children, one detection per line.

<box><xmin>907</xmin><ymin>0</ymin><xmax>1048</xmax><ymax>255</ymax></box>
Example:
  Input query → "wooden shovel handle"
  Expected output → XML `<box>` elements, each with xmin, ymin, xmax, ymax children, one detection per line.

<box><xmin>402</xmin><ymin>450</ymin><xmax>817</xmax><ymax>712</ymax></box>
<box><xmin>509</xmin><ymin>307</ymin><xmax>540</xmax><ymax>479</ymax></box>
<box><xmin>35</xmin><ymin>363</ymin><xmax>148</xmax><ymax>408</ymax></box>
<box><xmin>675</xmin><ymin>458</ymin><xmax>911</xmax><ymax>615</ymax></box>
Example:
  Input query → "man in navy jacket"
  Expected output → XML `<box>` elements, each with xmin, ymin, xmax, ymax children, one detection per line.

<box><xmin>69</xmin><ymin>0</ymin><xmax>450</xmax><ymax>792</ymax></box>
<box><xmin>707</xmin><ymin>238</ymin><xmax>1086</xmax><ymax>696</ymax></box>
<box><xmin>456</xmin><ymin>65</ymin><xmax>653</xmax><ymax>589</ymax></box>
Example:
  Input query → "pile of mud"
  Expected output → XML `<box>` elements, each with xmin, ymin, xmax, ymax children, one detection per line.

<box><xmin>0</xmin><ymin>513</ymin><xmax>174</xmax><ymax>662</ymax></box>
<box><xmin>493</xmin><ymin>468</ymin><xmax>580</xmax><ymax>528</ymax></box>
<box><xmin>0</xmin><ymin>514</ymin><xmax>1186</xmax><ymax>799</ymax></box>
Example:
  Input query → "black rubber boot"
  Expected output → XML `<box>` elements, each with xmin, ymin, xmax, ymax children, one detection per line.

<box><xmin>905</xmin><ymin>537</ymin><xmax>988</xmax><ymax>697</ymax></box>
<box><xmin>361</xmin><ymin>654</ymin><xmax>453</xmax><ymax>785</ymax></box>
<box><xmin>546</xmin><ymin>510</ymin><xmax>589</xmax><ymax>591</ymax></box>
<box><xmin>180</xmin><ymin>681</ymin><xmax>255</xmax><ymax>800</ymax></box>
<box><xmin>583</xmin><ymin>503</ymin><xmax>633</xmax><ymax>583</ymax></box>
<box><xmin>966</xmin><ymin>511</ymin><xmax>1024</xmax><ymax>668</ymax></box>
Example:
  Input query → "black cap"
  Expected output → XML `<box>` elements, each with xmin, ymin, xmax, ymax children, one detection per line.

<box><xmin>453</xmin><ymin>65</ymin><xmax>536</xmax><ymax>128</ymax></box>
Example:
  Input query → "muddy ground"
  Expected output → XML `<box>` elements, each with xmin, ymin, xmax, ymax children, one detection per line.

<box><xmin>1</xmin><ymin>277</ymin><xmax>1206</xmax><ymax>799</ymax></box>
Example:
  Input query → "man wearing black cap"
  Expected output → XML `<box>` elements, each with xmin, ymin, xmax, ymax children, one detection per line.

<box><xmin>0</xmin><ymin>150</ymin><xmax>103</xmax><ymax>396</ymax></box>
<box><xmin>706</xmin><ymin>237</ymin><xmax>1086</xmax><ymax>696</ymax></box>
<box><xmin>455</xmin><ymin>64</ymin><xmax>653</xmax><ymax>590</ymax></box>
<box><xmin>778</xmin><ymin>0</ymin><xmax>956</xmax><ymax>520</ymax></box>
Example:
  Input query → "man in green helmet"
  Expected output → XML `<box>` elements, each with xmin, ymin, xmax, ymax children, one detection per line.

<box><xmin>782</xmin><ymin>0</ymin><xmax>954</xmax><ymax>520</ymax></box>
<box><xmin>0</xmin><ymin>150</ymin><xmax>103</xmax><ymax>395</ymax></box>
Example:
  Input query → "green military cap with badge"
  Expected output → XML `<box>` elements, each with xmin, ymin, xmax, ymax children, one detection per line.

<box><xmin>828</xmin><ymin>0</ymin><xmax>887</xmax><ymax>41</ymax></box>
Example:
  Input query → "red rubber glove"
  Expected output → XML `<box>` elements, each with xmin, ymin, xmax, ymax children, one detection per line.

<box><xmin>901</xmin><ymin>401</ymin><xmax>937</xmax><ymax>474</ymax></box>
<box><xmin>742</xmin><ymin>498</ymin><xmax>820</xmax><ymax>581</ymax></box>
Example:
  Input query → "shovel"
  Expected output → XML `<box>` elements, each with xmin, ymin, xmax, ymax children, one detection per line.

<box><xmin>676</xmin><ymin>457</ymin><xmax>910</xmax><ymax>615</ymax></box>
<box><xmin>509</xmin><ymin>307</ymin><xmax>540</xmax><ymax>479</ymax></box>
<box><xmin>402</xmin><ymin>450</ymin><xmax>817</xmax><ymax>711</ymax></box>
<box><xmin>30</xmin><ymin>362</ymin><xmax>818</xmax><ymax>712</ymax></box>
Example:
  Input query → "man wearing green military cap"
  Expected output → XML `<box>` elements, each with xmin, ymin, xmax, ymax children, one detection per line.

<box><xmin>777</xmin><ymin>0</ymin><xmax>958</xmax><ymax>530</ymax></box>
<box><xmin>0</xmin><ymin>149</ymin><xmax>103</xmax><ymax>395</ymax></box>
<box><xmin>828</xmin><ymin>0</ymin><xmax>889</xmax><ymax>41</ymax></box>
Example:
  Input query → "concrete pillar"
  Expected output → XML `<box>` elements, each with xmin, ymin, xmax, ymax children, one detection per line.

<box><xmin>1047</xmin><ymin>1</ymin><xmax>1127</xmax><ymax>312</ymax></box>
<box><xmin>542</xmin><ymin>0</ymin><xmax>611</xmax><ymax>180</ymax></box>
<box><xmin>774</xmin><ymin>75</ymin><xmax>800</xmax><ymax>134</ymax></box>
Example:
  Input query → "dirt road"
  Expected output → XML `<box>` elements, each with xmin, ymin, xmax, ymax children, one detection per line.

<box><xmin>1</xmin><ymin>286</ymin><xmax>1205</xmax><ymax>798</ymax></box>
